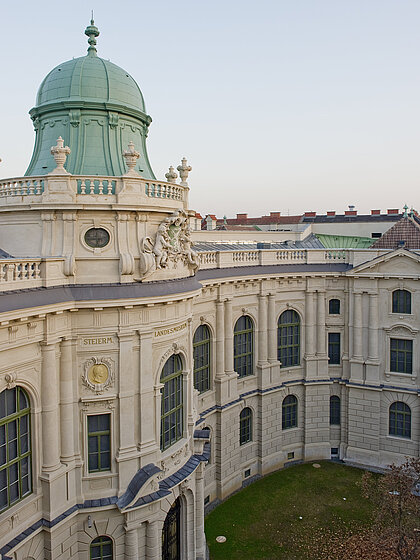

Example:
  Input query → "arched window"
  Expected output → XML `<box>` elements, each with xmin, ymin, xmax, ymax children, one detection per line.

<box><xmin>160</xmin><ymin>355</ymin><xmax>183</xmax><ymax>451</ymax></box>
<box><xmin>0</xmin><ymin>387</ymin><xmax>31</xmax><ymax>512</ymax></box>
<box><xmin>278</xmin><ymin>310</ymin><xmax>300</xmax><ymax>368</ymax></box>
<box><xmin>389</xmin><ymin>402</ymin><xmax>411</xmax><ymax>438</ymax></box>
<box><xmin>392</xmin><ymin>290</ymin><xmax>411</xmax><ymax>314</ymax></box>
<box><xmin>90</xmin><ymin>536</ymin><xmax>113</xmax><ymax>560</ymax></box>
<box><xmin>234</xmin><ymin>316</ymin><xmax>254</xmax><ymax>378</ymax></box>
<box><xmin>329</xmin><ymin>396</ymin><xmax>341</xmax><ymax>425</ymax></box>
<box><xmin>239</xmin><ymin>408</ymin><xmax>252</xmax><ymax>445</ymax></box>
<box><xmin>282</xmin><ymin>395</ymin><xmax>298</xmax><ymax>430</ymax></box>
<box><xmin>193</xmin><ymin>325</ymin><xmax>211</xmax><ymax>393</ymax></box>
<box><xmin>329</xmin><ymin>299</ymin><xmax>341</xmax><ymax>315</ymax></box>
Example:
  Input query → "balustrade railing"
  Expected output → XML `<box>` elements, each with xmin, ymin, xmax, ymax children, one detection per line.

<box><xmin>0</xmin><ymin>175</ymin><xmax>187</xmax><ymax>204</ymax></box>
<box><xmin>0</xmin><ymin>260</ymin><xmax>41</xmax><ymax>283</ymax></box>
<box><xmin>0</xmin><ymin>178</ymin><xmax>44</xmax><ymax>197</ymax></box>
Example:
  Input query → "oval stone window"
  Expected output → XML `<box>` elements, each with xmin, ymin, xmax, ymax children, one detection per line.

<box><xmin>84</xmin><ymin>228</ymin><xmax>110</xmax><ymax>248</ymax></box>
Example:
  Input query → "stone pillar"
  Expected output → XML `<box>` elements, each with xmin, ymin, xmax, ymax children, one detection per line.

<box><xmin>305</xmin><ymin>291</ymin><xmax>316</xmax><ymax>357</ymax></box>
<box><xmin>224</xmin><ymin>299</ymin><xmax>234</xmax><ymax>374</ymax></box>
<box><xmin>367</xmin><ymin>293</ymin><xmax>379</xmax><ymax>361</ymax></box>
<box><xmin>146</xmin><ymin>520</ymin><xmax>159</xmax><ymax>560</ymax></box>
<box><xmin>316</xmin><ymin>290</ymin><xmax>326</xmax><ymax>356</ymax></box>
<box><xmin>267</xmin><ymin>293</ymin><xmax>277</xmax><ymax>363</ymax></box>
<box><xmin>353</xmin><ymin>292</ymin><xmax>363</xmax><ymax>359</ymax></box>
<box><xmin>117</xmin><ymin>332</ymin><xmax>138</xmax><ymax>487</ymax></box>
<box><xmin>125</xmin><ymin>526</ymin><xmax>139</xmax><ymax>559</ymax></box>
<box><xmin>258</xmin><ymin>294</ymin><xmax>268</xmax><ymax>365</ymax></box>
<box><xmin>138</xmin><ymin>331</ymin><xmax>156</xmax><ymax>460</ymax></box>
<box><xmin>41</xmin><ymin>341</ymin><xmax>61</xmax><ymax>471</ymax></box>
<box><xmin>215</xmin><ymin>301</ymin><xmax>225</xmax><ymax>378</ymax></box>
<box><xmin>195</xmin><ymin>465</ymin><xmax>206</xmax><ymax>559</ymax></box>
<box><xmin>60</xmin><ymin>337</ymin><xmax>75</xmax><ymax>462</ymax></box>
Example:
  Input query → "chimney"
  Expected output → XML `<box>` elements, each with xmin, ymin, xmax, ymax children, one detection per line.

<box><xmin>236</xmin><ymin>213</ymin><xmax>248</xmax><ymax>220</ymax></box>
<box><xmin>371</xmin><ymin>210</ymin><xmax>381</xmax><ymax>215</ymax></box>
<box><xmin>387</xmin><ymin>208</ymin><xmax>399</xmax><ymax>215</ymax></box>
<box><xmin>345</xmin><ymin>210</ymin><xmax>357</xmax><ymax>216</ymax></box>
<box><xmin>270</xmin><ymin>212</ymin><xmax>281</xmax><ymax>218</ymax></box>
<box><xmin>304</xmin><ymin>211</ymin><xmax>316</xmax><ymax>217</ymax></box>
<box><xmin>326</xmin><ymin>211</ymin><xmax>336</xmax><ymax>216</ymax></box>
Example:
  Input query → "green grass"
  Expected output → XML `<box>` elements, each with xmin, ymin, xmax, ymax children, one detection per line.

<box><xmin>205</xmin><ymin>461</ymin><xmax>375</xmax><ymax>560</ymax></box>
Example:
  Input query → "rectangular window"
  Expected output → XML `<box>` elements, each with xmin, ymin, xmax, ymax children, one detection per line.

<box><xmin>390</xmin><ymin>338</ymin><xmax>413</xmax><ymax>374</ymax></box>
<box><xmin>328</xmin><ymin>333</ymin><xmax>341</xmax><ymax>365</ymax></box>
<box><xmin>87</xmin><ymin>414</ymin><xmax>111</xmax><ymax>473</ymax></box>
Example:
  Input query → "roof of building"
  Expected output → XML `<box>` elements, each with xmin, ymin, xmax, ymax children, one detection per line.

<box><xmin>315</xmin><ymin>234</ymin><xmax>374</xmax><ymax>249</ymax></box>
<box><xmin>194</xmin><ymin>234</ymin><xmax>324</xmax><ymax>252</ymax></box>
<box><xmin>371</xmin><ymin>216</ymin><xmax>420</xmax><ymax>250</ymax></box>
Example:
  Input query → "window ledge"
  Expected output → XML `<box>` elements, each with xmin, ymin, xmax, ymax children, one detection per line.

<box><xmin>387</xmin><ymin>434</ymin><xmax>411</xmax><ymax>442</ymax></box>
<box><xmin>385</xmin><ymin>371</ymin><xmax>417</xmax><ymax>384</ymax></box>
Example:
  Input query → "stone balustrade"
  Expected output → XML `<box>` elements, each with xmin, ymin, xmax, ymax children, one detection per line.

<box><xmin>0</xmin><ymin>175</ymin><xmax>188</xmax><ymax>207</ymax></box>
<box><xmin>197</xmin><ymin>248</ymin><xmax>388</xmax><ymax>269</ymax></box>
<box><xmin>0</xmin><ymin>258</ymin><xmax>67</xmax><ymax>291</ymax></box>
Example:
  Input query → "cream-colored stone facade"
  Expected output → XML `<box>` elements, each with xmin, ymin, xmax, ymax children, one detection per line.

<box><xmin>0</xmin><ymin>182</ymin><xmax>419</xmax><ymax>559</ymax></box>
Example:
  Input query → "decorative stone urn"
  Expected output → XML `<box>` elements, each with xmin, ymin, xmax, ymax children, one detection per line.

<box><xmin>49</xmin><ymin>137</ymin><xmax>71</xmax><ymax>175</ymax></box>
<box><xmin>123</xmin><ymin>141</ymin><xmax>141</xmax><ymax>176</ymax></box>
<box><xmin>165</xmin><ymin>166</ymin><xmax>178</xmax><ymax>183</ymax></box>
<box><xmin>177</xmin><ymin>158</ymin><xmax>192</xmax><ymax>187</ymax></box>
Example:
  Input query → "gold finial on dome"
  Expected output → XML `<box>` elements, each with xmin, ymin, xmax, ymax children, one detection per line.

<box><xmin>84</xmin><ymin>15</ymin><xmax>100</xmax><ymax>56</ymax></box>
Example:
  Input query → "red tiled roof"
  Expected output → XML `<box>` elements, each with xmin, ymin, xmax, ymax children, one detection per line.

<box><xmin>216</xmin><ymin>215</ymin><xmax>302</xmax><ymax>226</ymax></box>
<box><xmin>371</xmin><ymin>217</ymin><xmax>420</xmax><ymax>250</ymax></box>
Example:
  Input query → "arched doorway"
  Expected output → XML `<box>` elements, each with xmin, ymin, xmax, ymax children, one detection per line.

<box><xmin>162</xmin><ymin>497</ymin><xmax>180</xmax><ymax>560</ymax></box>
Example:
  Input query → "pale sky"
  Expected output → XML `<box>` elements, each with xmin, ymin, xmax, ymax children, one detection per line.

<box><xmin>0</xmin><ymin>0</ymin><xmax>419</xmax><ymax>217</ymax></box>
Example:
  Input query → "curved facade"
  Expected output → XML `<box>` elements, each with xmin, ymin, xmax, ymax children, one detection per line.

<box><xmin>1</xmin><ymin>20</ymin><xmax>420</xmax><ymax>560</ymax></box>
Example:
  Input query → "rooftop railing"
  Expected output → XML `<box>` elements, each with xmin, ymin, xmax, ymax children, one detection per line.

<box><xmin>0</xmin><ymin>175</ymin><xmax>188</xmax><ymax>208</ymax></box>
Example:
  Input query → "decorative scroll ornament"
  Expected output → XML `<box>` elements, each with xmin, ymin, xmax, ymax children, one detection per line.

<box><xmin>82</xmin><ymin>357</ymin><xmax>114</xmax><ymax>394</ymax></box>
<box><xmin>50</xmin><ymin>137</ymin><xmax>71</xmax><ymax>175</ymax></box>
<box><xmin>138</xmin><ymin>210</ymin><xmax>199</xmax><ymax>280</ymax></box>
<box><xmin>5</xmin><ymin>372</ymin><xmax>17</xmax><ymax>389</ymax></box>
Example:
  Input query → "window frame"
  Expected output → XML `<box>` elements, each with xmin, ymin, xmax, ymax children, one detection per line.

<box><xmin>239</xmin><ymin>407</ymin><xmax>253</xmax><ymax>445</ymax></box>
<box><xmin>282</xmin><ymin>395</ymin><xmax>298</xmax><ymax>430</ymax></box>
<box><xmin>328</xmin><ymin>299</ymin><xmax>341</xmax><ymax>315</ymax></box>
<box><xmin>193</xmin><ymin>325</ymin><xmax>211</xmax><ymax>393</ymax></box>
<box><xmin>90</xmin><ymin>535</ymin><xmax>113</xmax><ymax>560</ymax></box>
<box><xmin>390</xmin><ymin>338</ymin><xmax>413</xmax><ymax>374</ymax></box>
<box><xmin>160</xmin><ymin>354</ymin><xmax>184</xmax><ymax>452</ymax></box>
<box><xmin>328</xmin><ymin>332</ymin><xmax>341</xmax><ymax>365</ymax></box>
<box><xmin>277</xmin><ymin>310</ymin><xmax>300</xmax><ymax>369</ymax></box>
<box><xmin>234</xmin><ymin>316</ymin><xmax>254</xmax><ymax>378</ymax></box>
<box><xmin>329</xmin><ymin>396</ymin><xmax>341</xmax><ymax>425</ymax></box>
<box><xmin>0</xmin><ymin>387</ymin><xmax>32</xmax><ymax>513</ymax></box>
<box><xmin>389</xmin><ymin>402</ymin><xmax>411</xmax><ymax>439</ymax></box>
<box><xmin>392</xmin><ymin>290</ymin><xmax>412</xmax><ymax>315</ymax></box>
<box><xmin>87</xmin><ymin>413</ymin><xmax>111</xmax><ymax>474</ymax></box>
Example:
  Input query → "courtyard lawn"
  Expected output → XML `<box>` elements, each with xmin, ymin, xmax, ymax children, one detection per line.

<box><xmin>205</xmin><ymin>461</ymin><xmax>375</xmax><ymax>560</ymax></box>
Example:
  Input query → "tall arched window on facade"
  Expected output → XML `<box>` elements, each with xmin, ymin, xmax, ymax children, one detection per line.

<box><xmin>160</xmin><ymin>355</ymin><xmax>183</xmax><ymax>451</ymax></box>
<box><xmin>392</xmin><ymin>290</ymin><xmax>411</xmax><ymax>314</ymax></box>
<box><xmin>389</xmin><ymin>402</ymin><xmax>411</xmax><ymax>439</ymax></box>
<box><xmin>193</xmin><ymin>325</ymin><xmax>211</xmax><ymax>393</ymax></box>
<box><xmin>234</xmin><ymin>316</ymin><xmax>254</xmax><ymax>378</ymax></box>
<box><xmin>282</xmin><ymin>395</ymin><xmax>298</xmax><ymax>430</ymax></box>
<box><xmin>278</xmin><ymin>310</ymin><xmax>300</xmax><ymax>368</ymax></box>
<box><xmin>90</xmin><ymin>536</ymin><xmax>113</xmax><ymax>560</ymax></box>
<box><xmin>329</xmin><ymin>396</ymin><xmax>341</xmax><ymax>425</ymax></box>
<box><xmin>239</xmin><ymin>407</ymin><xmax>253</xmax><ymax>445</ymax></box>
<box><xmin>0</xmin><ymin>387</ymin><xmax>31</xmax><ymax>512</ymax></box>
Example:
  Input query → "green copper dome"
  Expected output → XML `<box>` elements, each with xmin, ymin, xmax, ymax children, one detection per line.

<box><xmin>25</xmin><ymin>20</ymin><xmax>155</xmax><ymax>179</ymax></box>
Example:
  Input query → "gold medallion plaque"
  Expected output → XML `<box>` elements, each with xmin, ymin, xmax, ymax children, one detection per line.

<box><xmin>88</xmin><ymin>363</ymin><xmax>109</xmax><ymax>385</ymax></box>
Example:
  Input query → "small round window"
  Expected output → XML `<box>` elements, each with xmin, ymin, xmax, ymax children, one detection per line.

<box><xmin>84</xmin><ymin>228</ymin><xmax>110</xmax><ymax>248</ymax></box>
